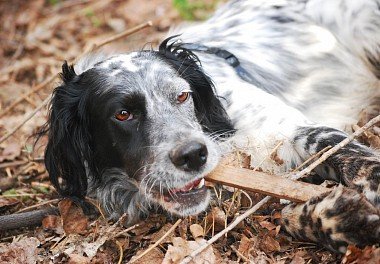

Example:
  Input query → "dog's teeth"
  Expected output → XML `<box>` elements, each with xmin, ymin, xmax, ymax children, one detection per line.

<box><xmin>196</xmin><ymin>178</ymin><xmax>205</xmax><ymax>189</ymax></box>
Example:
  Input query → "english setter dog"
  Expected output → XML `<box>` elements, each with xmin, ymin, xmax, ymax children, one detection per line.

<box><xmin>43</xmin><ymin>0</ymin><xmax>380</xmax><ymax>252</ymax></box>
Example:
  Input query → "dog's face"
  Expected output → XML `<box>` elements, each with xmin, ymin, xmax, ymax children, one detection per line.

<box><xmin>44</xmin><ymin>40</ymin><xmax>234</xmax><ymax>219</ymax></box>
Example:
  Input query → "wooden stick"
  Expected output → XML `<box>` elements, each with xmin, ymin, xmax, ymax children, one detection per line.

<box><xmin>83</xmin><ymin>21</ymin><xmax>153</xmax><ymax>55</ymax></box>
<box><xmin>290</xmin><ymin>114</ymin><xmax>380</xmax><ymax>180</ymax></box>
<box><xmin>205</xmin><ymin>165</ymin><xmax>329</xmax><ymax>203</ymax></box>
<box><xmin>180</xmin><ymin>196</ymin><xmax>271</xmax><ymax>264</ymax></box>
<box><xmin>0</xmin><ymin>206</ymin><xmax>59</xmax><ymax>231</ymax></box>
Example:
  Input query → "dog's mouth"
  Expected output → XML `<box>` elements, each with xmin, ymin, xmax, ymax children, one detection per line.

<box><xmin>163</xmin><ymin>178</ymin><xmax>205</xmax><ymax>201</ymax></box>
<box><xmin>149</xmin><ymin>177</ymin><xmax>210</xmax><ymax>216</ymax></box>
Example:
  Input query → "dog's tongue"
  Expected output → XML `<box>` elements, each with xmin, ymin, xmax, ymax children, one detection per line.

<box><xmin>171</xmin><ymin>178</ymin><xmax>202</xmax><ymax>193</ymax></box>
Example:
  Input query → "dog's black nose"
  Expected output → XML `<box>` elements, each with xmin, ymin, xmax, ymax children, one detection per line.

<box><xmin>169</xmin><ymin>141</ymin><xmax>208</xmax><ymax>171</ymax></box>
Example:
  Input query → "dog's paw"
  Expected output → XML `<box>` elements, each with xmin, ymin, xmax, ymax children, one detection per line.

<box><xmin>281</xmin><ymin>186</ymin><xmax>380</xmax><ymax>253</ymax></box>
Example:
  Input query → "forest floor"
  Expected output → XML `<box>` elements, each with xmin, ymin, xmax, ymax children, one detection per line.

<box><xmin>0</xmin><ymin>0</ymin><xmax>379</xmax><ymax>263</ymax></box>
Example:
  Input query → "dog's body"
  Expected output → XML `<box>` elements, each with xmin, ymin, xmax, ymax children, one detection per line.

<box><xmin>44</xmin><ymin>0</ymin><xmax>380</xmax><ymax>253</ymax></box>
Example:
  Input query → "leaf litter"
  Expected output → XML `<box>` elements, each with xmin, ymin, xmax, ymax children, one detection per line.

<box><xmin>0</xmin><ymin>0</ymin><xmax>379</xmax><ymax>263</ymax></box>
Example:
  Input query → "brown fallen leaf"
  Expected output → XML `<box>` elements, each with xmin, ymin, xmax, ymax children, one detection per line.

<box><xmin>0</xmin><ymin>197</ymin><xmax>19</xmax><ymax>213</ymax></box>
<box><xmin>162</xmin><ymin>237</ymin><xmax>215</xmax><ymax>264</ymax></box>
<box><xmin>259</xmin><ymin>220</ymin><xmax>277</xmax><ymax>231</ymax></box>
<box><xmin>0</xmin><ymin>142</ymin><xmax>22</xmax><ymax>162</ymax></box>
<box><xmin>0</xmin><ymin>237</ymin><xmax>40</xmax><ymax>264</ymax></box>
<box><xmin>68</xmin><ymin>253</ymin><xmax>90</xmax><ymax>264</ymax></box>
<box><xmin>259</xmin><ymin>234</ymin><xmax>281</xmax><ymax>254</ymax></box>
<box><xmin>290</xmin><ymin>251</ymin><xmax>306</xmax><ymax>264</ymax></box>
<box><xmin>206</xmin><ymin>207</ymin><xmax>226</xmax><ymax>232</ymax></box>
<box><xmin>342</xmin><ymin>245</ymin><xmax>380</xmax><ymax>264</ymax></box>
<box><xmin>58</xmin><ymin>198</ymin><xmax>88</xmax><ymax>235</ymax></box>
<box><xmin>237</xmin><ymin>235</ymin><xmax>255</xmax><ymax>259</ymax></box>
<box><xmin>190</xmin><ymin>224</ymin><xmax>204</xmax><ymax>239</ymax></box>
<box><xmin>42</xmin><ymin>215</ymin><xmax>64</xmax><ymax>235</ymax></box>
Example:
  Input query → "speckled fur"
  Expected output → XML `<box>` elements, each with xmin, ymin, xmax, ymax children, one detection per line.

<box><xmin>45</xmin><ymin>0</ymin><xmax>380</xmax><ymax>253</ymax></box>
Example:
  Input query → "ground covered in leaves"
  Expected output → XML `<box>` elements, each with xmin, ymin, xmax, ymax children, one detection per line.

<box><xmin>1</xmin><ymin>1</ymin><xmax>379</xmax><ymax>263</ymax></box>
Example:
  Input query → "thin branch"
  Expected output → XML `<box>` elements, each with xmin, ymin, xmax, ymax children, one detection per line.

<box><xmin>0</xmin><ymin>160</ymin><xmax>28</xmax><ymax>169</ymax></box>
<box><xmin>291</xmin><ymin>145</ymin><xmax>331</xmax><ymax>172</ymax></box>
<box><xmin>180</xmin><ymin>196</ymin><xmax>271</xmax><ymax>264</ymax></box>
<box><xmin>0</xmin><ymin>75</ymin><xmax>57</xmax><ymax>118</ymax></box>
<box><xmin>130</xmin><ymin>219</ymin><xmax>182</xmax><ymax>263</ymax></box>
<box><xmin>16</xmin><ymin>199</ymin><xmax>60</xmax><ymax>213</ymax></box>
<box><xmin>230</xmin><ymin>245</ymin><xmax>250</xmax><ymax>262</ymax></box>
<box><xmin>83</xmin><ymin>21</ymin><xmax>153</xmax><ymax>55</ymax></box>
<box><xmin>114</xmin><ymin>223</ymin><xmax>140</xmax><ymax>238</ymax></box>
<box><xmin>290</xmin><ymin>114</ymin><xmax>380</xmax><ymax>180</ymax></box>
<box><xmin>0</xmin><ymin>96</ymin><xmax>51</xmax><ymax>144</ymax></box>
<box><xmin>0</xmin><ymin>206</ymin><xmax>59</xmax><ymax>231</ymax></box>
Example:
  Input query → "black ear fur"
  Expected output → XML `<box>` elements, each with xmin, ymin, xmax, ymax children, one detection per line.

<box><xmin>157</xmin><ymin>36</ymin><xmax>235</xmax><ymax>136</ymax></box>
<box><xmin>44</xmin><ymin>61</ymin><xmax>93</xmax><ymax>198</ymax></box>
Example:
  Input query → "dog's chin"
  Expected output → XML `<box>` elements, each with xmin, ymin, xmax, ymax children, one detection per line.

<box><xmin>148</xmin><ymin>177</ymin><xmax>211</xmax><ymax>217</ymax></box>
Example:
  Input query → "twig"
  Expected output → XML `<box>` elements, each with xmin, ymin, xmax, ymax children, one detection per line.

<box><xmin>129</xmin><ymin>219</ymin><xmax>182</xmax><ymax>263</ymax></box>
<box><xmin>0</xmin><ymin>96</ymin><xmax>51</xmax><ymax>144</ymax></box>
<box><xmin>0</xmin><ymin>75</ymin><xmax>57</xmax><ymax>118</ymax></box>
<box><xmin>83</xmin><ymin>21</ymin><xmax>153</xmax><ymax>54</ymax></box>
<box><xmin>16</xmin><ymin>198</ymin><xmax>60</xmax><ymax>213</ymax></box>
<box><xmin>180</xmin><ymin>196</ymin><xmax>271</xmax><ymax>264</ymax></box>
<box><xmin>114</xmin><ymin>223</ymin><xmax>140</xmax><ymax>238</ymax></box>
<box><xmin>0</xmin><ymin>206</ymin><xmax>59</xmax><ymax>231</ymax></box>
<box><xmin>1</xmin><ymin>193</ymin><xmax>45</xmax><ymax>197</ymax></box>
<box><xmin>116</xmin><ymin>240</ymin><xmax>124</xmax><ymax>264</ymax></box>
<box><xmin>291</xmin><ymin>145</ymin><xmax>331</xmax><ymax>172</ymax></box>
<box><xmin>230</xmin><ymin>245</ymin><xmax>250</xmax><ymax>263</ymax></box>
<box><xmin>290</xmin><ymin>114</ymin><xmax>380</xmax><ymax>180</ymax></box>
<box><xmin>0</xmin><ymin>160</ymin><xmax>28</xmax><ymax>169</ymax></box>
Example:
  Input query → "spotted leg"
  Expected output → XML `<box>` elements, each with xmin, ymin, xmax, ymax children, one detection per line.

<box><xmin>282</xmin><ymin>126</ymin><xmax>380</xmax><ymax>252</ymax></box>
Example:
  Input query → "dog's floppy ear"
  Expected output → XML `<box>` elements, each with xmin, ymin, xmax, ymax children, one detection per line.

<box><xmin>158</xmin><ymin>37</ymin><xmax>235</xmax><ymax>136</ymax></box>
<box><xmin>44</xmin><ymin>61</ymin><xmax>93</xmax><ymax>198</ymax></box>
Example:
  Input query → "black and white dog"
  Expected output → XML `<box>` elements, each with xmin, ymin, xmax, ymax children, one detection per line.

<box><xmin>44</xmin><ymin>0</ymin><xmax>380</xmax><ymax>252</ymax></box>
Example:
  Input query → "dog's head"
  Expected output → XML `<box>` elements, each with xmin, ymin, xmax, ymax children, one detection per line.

<box><xmin>44</xmin><ymin>38</ymin><xmax>234</xmax><ymax>220</ymax></box>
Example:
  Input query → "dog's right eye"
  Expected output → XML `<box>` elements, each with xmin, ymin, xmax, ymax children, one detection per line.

<box><xmin>115</xmin><ymin>110</ymin><xmax>133</xmax><ymax>121</ymax></box>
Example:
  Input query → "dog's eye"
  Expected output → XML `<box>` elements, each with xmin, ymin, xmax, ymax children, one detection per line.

<box><xmin>115</xmin><ymin>110</ymin><xmax>133</xmax><ymax>121</ymax></box>
<box><xmin>177</xmin><ymin>91</ymin><xmax>191</xmax><ymax>103</ymax></box>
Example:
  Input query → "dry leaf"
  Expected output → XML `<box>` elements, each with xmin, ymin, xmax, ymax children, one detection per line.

<box><xmin>206</xmin><ymin>207</ymin><xmax>226</xmax><ymax>232</ymax></box>
<box><xmin>259</xmin><ymin>234</ymin><xmax>281</xmax><ymax>254</ymax></box>
<box><xmin>162</xmin><ymin>237</ymin><xmax>215</xmax><ymax>264</ymax></box>
<box><xmin>259</xmin><ymin>220</ymin><xmax>277</xmax><ymax>231</ymax></box>
<box><xmin>0</xmin><ymin>237</ymin><xmax>40</xmax><ymax>264</ymax></box>
<box><xmin>0</xmin><ymin>197</ymin><xmax>19</xmax><ymax>213</ymax></box>
<box><xmin>290</xmin><ymin>251</ymin><xmax>306</xmax><ymax>264</ymax></box>
<box><xmin>190</xmin><ymin>224</ymin><xmax>204</xmax><ymax>239</ymax></box>
<box><xmin>58</xmin><ymin>198</ymin><xmax>88</xmax><ymax>235</ymax></box>
<box><xmin>238</xmin><ymin>235</ymin><xmax>255</xmax><ymax>259</ymax></box>
<box><xmin>342</xmin><ymin>245</ymin><xmax>380</xmax><ymax>264</ymax></box>
<box><xmin>42</xmin><ymin>215</ymin><xmax>64</xmax><ymax>235</ymax></box>
<box><xmin>0</xmin><ymin>142</ymin><xmax>22</xmax><ymax>162</ymax></box>
<box><xmin>68</xmin><ymin>253</ymin><xmax>90</xmax><ymax>264</ymax></box>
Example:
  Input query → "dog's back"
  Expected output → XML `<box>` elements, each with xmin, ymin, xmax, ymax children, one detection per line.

<box><xmin>173</xmin><ymin>0</ymin><xmax>380</xmax><ymax>129</ymax></box>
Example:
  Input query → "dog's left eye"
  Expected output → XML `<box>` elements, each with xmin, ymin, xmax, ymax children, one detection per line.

<box><xmin>115</xmin><ymin>110</ymin><xmax>133</xmax><ymax>121</ymax></box>
<box><xmin>177</xmin><ymin>91</ymin><xmax>191</xmax><ymax>104</ymax></box>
